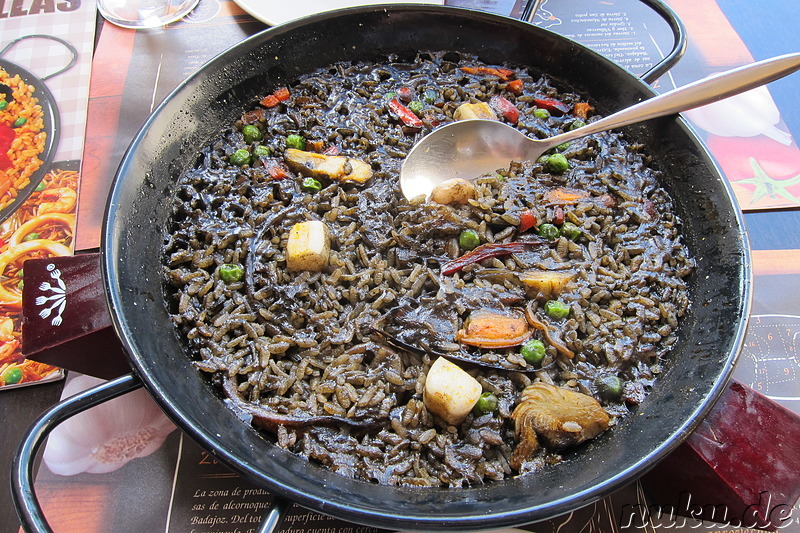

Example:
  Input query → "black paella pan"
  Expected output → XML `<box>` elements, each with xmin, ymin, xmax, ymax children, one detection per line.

<box><xmin>14</xmin><ymin>5</ymin><xmax>750</xmax><ymax>532</ymax></box>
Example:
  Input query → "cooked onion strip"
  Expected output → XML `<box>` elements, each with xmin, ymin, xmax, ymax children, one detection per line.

<box><xmin>525</xmin><ymin>301</ymin><xmax>575</xmax><ymax>359</ymax></box>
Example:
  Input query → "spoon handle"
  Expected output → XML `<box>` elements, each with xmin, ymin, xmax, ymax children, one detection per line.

<box><xmin>546</xmin><ymin>52</ymin><xmax>800</xmax><ymax>147</ymax></box>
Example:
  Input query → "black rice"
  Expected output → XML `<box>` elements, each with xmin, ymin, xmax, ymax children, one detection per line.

<box><xmin>163</xmin><ymin>51</ymin><xmax>694</xmax><ymax>487</ymax></box>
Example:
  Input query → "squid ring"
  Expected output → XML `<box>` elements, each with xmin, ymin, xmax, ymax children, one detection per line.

<box><xmin>0</xmin><ymin>239</ymin><xmax>71</xmax><ymax>308</ymax></box>
<box><xmin>8</xmin><ymin>213</ymin><xmax>75</xmax><ymax>247</ymax></box>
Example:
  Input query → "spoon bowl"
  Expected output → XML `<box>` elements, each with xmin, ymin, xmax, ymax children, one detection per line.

<box><xmin>400</xmin><ymin>52</ymin><xmax>800</xmax><ymax>200</ymax></box>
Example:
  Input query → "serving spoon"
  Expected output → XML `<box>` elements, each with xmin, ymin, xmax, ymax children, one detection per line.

<box><xmin>400</xmin><ymin>52</ymin><xmax>800</xmax><ymax>200</ymax></box>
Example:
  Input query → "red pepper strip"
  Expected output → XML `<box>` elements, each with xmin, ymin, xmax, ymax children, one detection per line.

<box><xmin>573</xmin><ymin>102</ymin><xmax>593</xmax><ymax>119</ymax></box>
<box><xmin>506</xmin><ymin>79</ymin><xmax>524</xmax><ymax>95</ymax></box>
<box><xmin>260</xmin><ymin>94</ymin><xmax>280</xmax><ymax>108</ymax></box>
<box><xmin>533</xmin><ymin>97</ymin><xmax>571</xmax><ymax>116</ymax></box>
<box><xmin>442</xmin><ymin>241</ymin><xmax>543</xmax><ymax>276</ymax></box>
<box><xmin>460</xmin><ymin>66</ymin><xmax>515</xmax><ymax>81</ymax></box>
<box><xmin>553</xmin><ymin>206</ymin><xmax>565</xmax><ymax>226</ymax></box>
<box><xmin>265</xmin><ymin>158</ymin><xmax>290</xmax><ymax>180</ymax></box>
<box><xmin>518</xmin><ymin>209</ymin><xmax>537</xmax><ymax>232</ymax></box>
<box><xmin>490</xmin><ymin>95</ymin><xmax>520</xmax><ymax>124</ymax></box>
<box><xmin>396</xmin><ymin>86</ymin><xmax>414</xmax><ymax>102</ymax></box>
<box><xmin>241</xmin><ymin>108</ymin><xmax>265</xmax><ymax>124</ymax></box>
<box><xmin>387</xmin><ymin>98</ymin><xmax>423</xmax><ymax>128</ymax></box>
<box><xmin>273</xmin><ymin>87</ymin><xmax>290</xmax><ymax>102</ymax></box>
<box><xmin>0</xmin><ymin>123</ymin><xmax>15</xmax><ymax>170</ymax></box>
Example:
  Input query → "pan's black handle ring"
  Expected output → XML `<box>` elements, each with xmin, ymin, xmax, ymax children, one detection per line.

<box><xmin>0</xmin><ymin>34</ymin><xmax>79</xmax><ymax>81</ymax></box>
<box><xmin>520</xmin><ymin>0</ymin><xmax>686</xmax><ymax>85</ymax></box>
<box><xmin>11</xmin><ymin>372</ymin><xmax>291</xmax><ymax>533</ymax></box>
<box><xmin>12</xmin><ymin>373</ymin><xmax>143</xmax><ymax>533</ymax></box>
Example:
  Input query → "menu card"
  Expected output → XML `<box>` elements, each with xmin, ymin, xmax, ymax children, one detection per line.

<box><xmin>0</xmin><ymin>0</ymin><xmax>97</xmax><ymax>389</ymax></box>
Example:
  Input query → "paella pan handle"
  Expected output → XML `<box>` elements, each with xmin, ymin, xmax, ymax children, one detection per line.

<box><xmin>0</xmin><ymin>34</ymin><xmax>78</xmax><ymax>81</ymax></box>
<box><xmin>11</xmin><ymin>372</ymin><xmax>291</xmax><ymax>533</ymax></box>
<box><xmin>11</xmin><ymin>373</ymin><xmax>143</xmax><ymax>533</ymax></box>
<box><xmin>521</xmin><ymin>0</ymin><xmax>686</xmax><ymax>85</ymax></box>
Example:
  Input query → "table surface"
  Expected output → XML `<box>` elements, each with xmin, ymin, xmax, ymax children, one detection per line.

<box><xmin>3</xmin><ymin>1</ymin><xmax>800</xmax><ymax>531</ymax></box>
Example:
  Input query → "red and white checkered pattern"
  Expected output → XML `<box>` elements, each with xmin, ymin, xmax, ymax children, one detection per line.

<box><xmin>1</xmin><ymin>2</ymin><xmax>97</xmax><ymax>162</ymax></box>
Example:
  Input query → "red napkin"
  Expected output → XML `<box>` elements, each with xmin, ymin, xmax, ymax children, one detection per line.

<box><xmin>22</xmin><ymin>253</ymin><xmax>131</xmax><ymax>380</ymax></box>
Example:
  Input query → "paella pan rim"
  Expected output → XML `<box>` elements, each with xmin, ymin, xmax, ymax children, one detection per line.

<box><xmin>101</xmin><ymin>5</ymin><xmax>751</xmax><ymax>529</ymax></box>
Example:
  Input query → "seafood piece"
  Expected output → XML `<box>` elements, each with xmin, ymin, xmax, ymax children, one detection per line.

<box><xmin>423</xmin><ymin>357</ymin><xmax>482</xmax><ymax>425</ymax></box>
<box><xmin>429</xmin><ymin>178</ymin><xmax>476</xmax><ymax>205</ymax></box>
<box><xmin>36</xmin><ymin>188</ymin><xmax>77</xmax><ymax>215</ymax></box>
<box><xmin>456</xmin><ymin>308</ymin><xmax>531</xmax><ymax>349</ymax></box>
<box><xmin>453</xmin><ymin>102</ymin><xmax>497</xmax><ymax>121</ymax></box>
<box><xmin>510</xmin><ymin>382</ymin><xmax>609</xmax><ymax>470</ymax></box>
<box><xmin>284</xmin><ymin>148</ymin><xmax>372</xmax><ymax>183</ymax></box>
<box><xmin>518</xmin><ymin>270</ymin><xmax>576</xmax><ymax>298</ymax></box>
<box><xmin>286</xmin><ymin>220</ymin><xmax>330</xmax><ymax>272</ymax></box>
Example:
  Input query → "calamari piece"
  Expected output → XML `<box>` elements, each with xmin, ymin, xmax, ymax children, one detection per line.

<box><xmin>453</xmin><ymin>102</ymin><xmax>497</xmax><ymax>121</ymax></box>
<box><xmin>284</xmin><ymin>148</ymin><xmax>372</xmax><ymax>183</ymax></box>
<box><xmin>510</xmin><ymin>382</ymin><xmax>609</xmax><ymax>470</ymax></box>
<box><xmin>423</xmin><ymin>357</ymin><xmax>482</xmax><ymax>426</ymax></box>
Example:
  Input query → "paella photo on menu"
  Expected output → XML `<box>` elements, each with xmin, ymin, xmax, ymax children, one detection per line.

<box><xmin>0</xmin><ymin>28</ymin><xmax>91</xmax><ymax>388</ymax></box>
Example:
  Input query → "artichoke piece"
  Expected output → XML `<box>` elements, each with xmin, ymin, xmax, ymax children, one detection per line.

<box><xmin>510</xmin><ymin>382</ymin><xmax>609</xmax><ymax>471</ymax></box>
<box><xmin>518</xmin><ymin>270</ymin><xmax>576</xmax><ymax>298</ymax></box>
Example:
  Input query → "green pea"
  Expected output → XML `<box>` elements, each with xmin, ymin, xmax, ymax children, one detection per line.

<box><xmin>533</xmin><ymin>108</ymin><xmax>550</xmax><ymax>120</ymax></box>
<box><xmin>2</xmin><ymin>367</ymin><xmax>23</xmax><ymax>385</ymax></box>
<box><xmin>569</xmin><ymin>119</ymin><xmax>586</xmax><ymax>131</ymax></box>
<box><xmin>520</xmin><ymin>339</ymin><xmax>546</xmax><ymax>365</ymax></box>
<box><xmin>13</xmin><ymin>117</ymin><xmax>27</xmax><ymax>128</ymax></box>
<box><xmin>561</xmin><ymin>222</ymin><xmax>583</xmax><ymax>241</ymax></box>
<box><xmin>458</xmin><ymin>229</ymin><xmax>481</xmax><ymax>251</ymax></box>
<box><xmin>473</xmin><ymin>391</ymin><xmax>499</xmax><ymax>415</ymax></box>
<box><xmin>0</xmin><ymin>100</ymin><xmax>8</xmax><ymax>110</ymax></box>
<box><xmin>408</xmin><ymin>100</ymin><xmax>425</xmax><ymax>116</ymax></box>
<box><xmin>422</xmin><ymin>89</ymin><xmax>439</xmax><ymax>104</ymax></box>
<box><xmin>383</xmin><ymin>91</ymin><xmax>397</xmax><ymax>100</ymax></box>
<box><xmin>219</xmin><ymin>263</ymin><xmax>244</xmax><ymax>283</ymax></box>
<box><xmin>595</xmin><ymin>375</ymin><xmax>624</xmax><ymax>401</ymax></box>
<box><xmin>242</xmin><ymin>124</ymin><xmax>263</xmax><ymax>143</ymax></box>
<box><xmin>545</xmin><ymin>153</ymin><xmax>569</xmax><ymax>174</ymax></box>
<box><xmin>23</xmin><ymin>232</ymin><xmax>40</xmax><ymax>242</ymax></box>
<box><xmin>537</xmin><ymin>223</ymin><xmax>560</xmax><ymax>240</ymax></box>
<box><xmin>285</xmin><ymin>134</ymin><xmax>305</xmax><ymax>150</ymax></box>
<box><xmin>229</xmin><ymin>149</ymin><xmax>251</xmax><ymax>166</ymax></box>
<box><xmin>301</xmin><ymin>177</ymin><xmax>322</xmax><ymax>193</ymax></box>
<box><xmin>544</xmin><ymin>299</ymin><xmax>571</xmax><ymax>319</ymax></box>
<box><xmin>253</xmin><ymin>144</ymin><xmax>271</xmax><ymax>158</ymax></box>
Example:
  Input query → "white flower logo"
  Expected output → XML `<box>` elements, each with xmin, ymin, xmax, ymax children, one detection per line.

<box><xmin>35</xmin><ymin>263</ymin><xmax>66</xmax><ymax>326</ymax></box>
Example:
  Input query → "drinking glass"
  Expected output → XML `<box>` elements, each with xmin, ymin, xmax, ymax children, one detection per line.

<box><xmin>97</xmin><ymin>0</ymin><xmax>200</xmax><ymax>29</ymax></box>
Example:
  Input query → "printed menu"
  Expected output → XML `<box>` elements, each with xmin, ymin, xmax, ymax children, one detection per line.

<box><xmin>0</xmin><ymin>0</ymin><xmax>97</xmax><ymax>390</ymax></box>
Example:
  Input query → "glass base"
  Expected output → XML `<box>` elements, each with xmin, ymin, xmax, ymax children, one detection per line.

<box><xmin>98</xmin><ymin>0</ymin><xmax>200</xmax><ymax>29</ymax></box>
